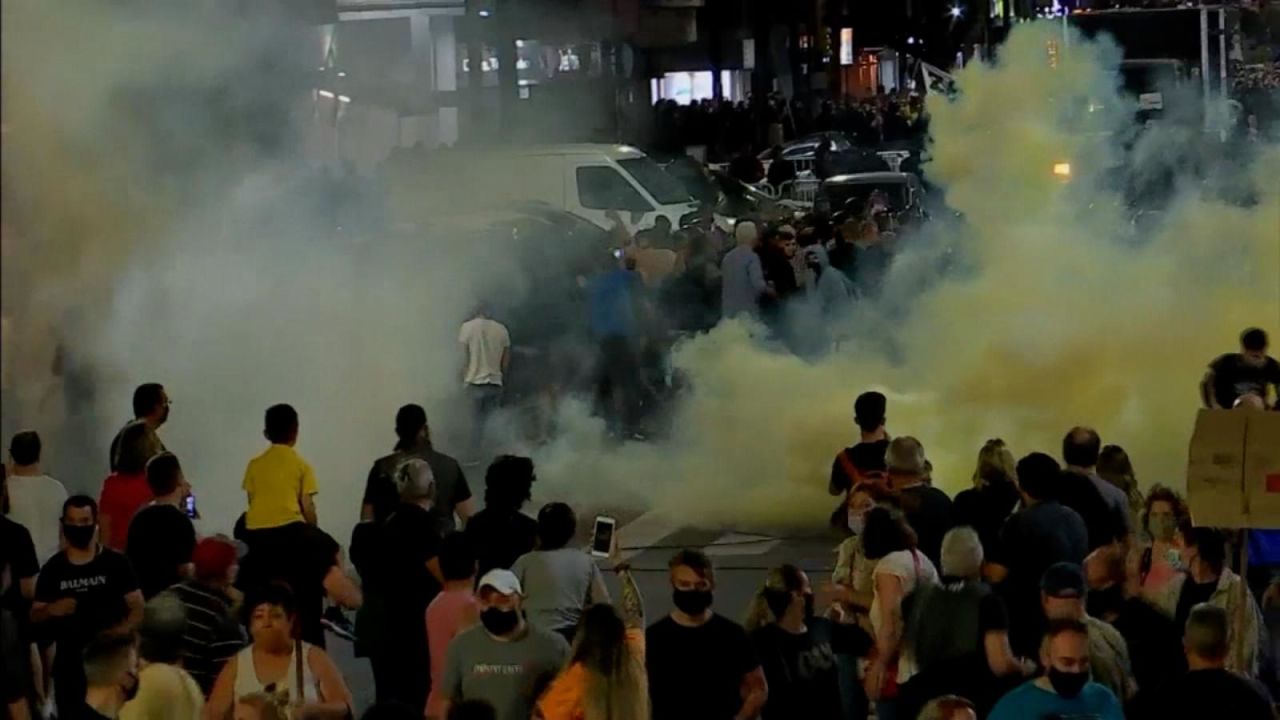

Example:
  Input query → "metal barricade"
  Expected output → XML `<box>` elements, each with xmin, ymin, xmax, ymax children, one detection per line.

<box><xmin>779</xmin><ymin>178</ymin><xmax>820</xmax><ymax>205</ymax></box>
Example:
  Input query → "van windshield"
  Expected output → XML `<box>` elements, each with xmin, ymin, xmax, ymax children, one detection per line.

<box><xmin>618</xmin><ymin>157</ymin><xmax>694</xmax><ymax>206</ymax></box>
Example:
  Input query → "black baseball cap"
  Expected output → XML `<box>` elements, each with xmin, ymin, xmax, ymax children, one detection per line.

<box><xmin>1041</xmin><ymin>562</ymin><xmax>1086</xmax><ymax>599</ymax></box>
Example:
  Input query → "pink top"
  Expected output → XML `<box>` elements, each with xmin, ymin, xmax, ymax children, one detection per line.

<box><xmin>1141</xmin><ymin>551</ymin><xmax>1180</xmax><ymax>595</ymax></box>
<box><xmin>425</xmin><ymin>588</ymin><xmax>478</xmax><ymax>718</ymax></box>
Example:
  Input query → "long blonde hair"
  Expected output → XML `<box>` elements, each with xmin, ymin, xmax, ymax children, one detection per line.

<box><xmin>971</xmin><ymin>438</ymin><xmax>1016</xmax><ymax>489</ymax></box>
<box><xmin>744</xmin><ymin>564</ymin><xmax>806</xmax><ymax>634</ymax></box>
<box><xmin>572</xmin><ymin>604</ymin><xmax>649</xmax><ymax>720</ymax></box>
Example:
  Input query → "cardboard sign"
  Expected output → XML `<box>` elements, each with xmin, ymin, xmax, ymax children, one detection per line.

<box><xmin>1187</xmin><ymin>409</ymin><xmax>1280</xmax><ymax>529</ymax></box>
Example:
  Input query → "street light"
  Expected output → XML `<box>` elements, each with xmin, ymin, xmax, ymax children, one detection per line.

<box><xmin>949</xmin><ymin>5</ymin><xmax>963</xmax><ymax>18</ymax></box>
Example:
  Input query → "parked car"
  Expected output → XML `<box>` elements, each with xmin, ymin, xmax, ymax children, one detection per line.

<box><xmin>815</xmin><ymin>171</ymin><xmax>927</xmax><ymax>221</ymax></box>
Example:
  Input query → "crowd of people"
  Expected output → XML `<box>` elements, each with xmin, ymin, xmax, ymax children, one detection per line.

<box><xmin>2</xmin><ymin>314</ymin><xmax>1280</xmax><ymax>720</ymax></box>
<box><xmin>647</xmin><ymin>92</ymin><xmax>929</xmax><ymax>164</ymax></box>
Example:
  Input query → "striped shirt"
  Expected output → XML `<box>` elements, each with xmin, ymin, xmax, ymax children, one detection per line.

<box><xmin>168</xmin><ymin>580</ymin><xmax>246</xmax><ymax>695</ymax></box>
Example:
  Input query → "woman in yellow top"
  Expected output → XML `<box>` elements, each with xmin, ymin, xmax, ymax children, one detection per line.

<box><xmin>535</xmin><ymin>542</ymin><xmax>647</xmax><ymax>720</ymax></box>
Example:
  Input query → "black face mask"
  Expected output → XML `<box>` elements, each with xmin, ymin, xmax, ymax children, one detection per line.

<box><xmin>1047</xmin><ymin>667</ymin><xmax>1090</xmax><ymax>698</ymax></box>
<box><xmin>479</xmin><ymin>608</ymin><xmax>520</xmax><ymax>636</ymax></box>
<box><xmin>803</xmin><ymin>593</ymin><xmax>815</xmax><ymax>620</ymax></box>
<box><xmin>63</xmin><ymin>522</ymin><xmax>96</xmax><ymax>549</ymax></box>
<box><xmin>672</xmin><ymin>588</ymin><xmax>713</xmax><ymax>616</ymax></box>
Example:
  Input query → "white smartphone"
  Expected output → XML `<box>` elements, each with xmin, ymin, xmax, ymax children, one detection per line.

<box><xmin>590</xmin><ymin>515</ymin><xmax>616</xmax><ymax>558</ymax></box>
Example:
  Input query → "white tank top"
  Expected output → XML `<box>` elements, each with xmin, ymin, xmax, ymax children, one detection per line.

<box><xmin>233</xmin><ymin>642</ymin><xmax>320</xmax><ymax>708</ymax></box>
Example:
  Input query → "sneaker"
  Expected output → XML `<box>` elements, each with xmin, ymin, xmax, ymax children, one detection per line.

<box><xmin>322</xmin><ymin>606</ymin><xmax>357</xmax><ymax>643</ymax></box>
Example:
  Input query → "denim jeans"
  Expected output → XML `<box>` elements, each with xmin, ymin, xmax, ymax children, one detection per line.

<box><xmin>467</xmin><ymin>383</ymin><xmax>502</xmax><ymax>453</ymax></box>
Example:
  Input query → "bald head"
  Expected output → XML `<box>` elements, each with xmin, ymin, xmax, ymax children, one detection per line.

<box><xmin>1063</xmin><ymin>426</ymin><xmax>1101</xmax><ymax>469</ymax></box>
<box><xmin>1234</xmin><ymin>393</ymin><xmax>1266</xmax><ymax>411</ymax></box>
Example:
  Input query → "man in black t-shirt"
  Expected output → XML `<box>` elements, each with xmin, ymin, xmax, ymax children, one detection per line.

<box><xmin>749</xmin><ymin>565</ymin><xmax>871</xmax><ymax>720</ymax></box>
<box><xmin>987</xmin><ymin>453</ymin><xmax>1089</xmax><ymax>659</ymax></box>
<box><xmin>361</xmin><ymin>404</ymin><xmax>474</xmax><ymax>534</ymax></box>
<box><xmin>1130</xmin><ymin>604</ymin><xmax>1274</xmax><ymax>720</ymax></box>
<box><xmin>126</xmin><ymin>453</ymin><xmax>196</xmax><ymax>599</ymax></box>
<box><xmin>1202</xmin><ymin>327</ymin><xmax>1280</xmax><ymax>409</ymax></box>
<box><xmin>32</xmin><ymin>495</ymin><xmax>144</xmax><ymax>715</ymax></box>
<box><xmin>646</xmin><ymin>549</ymin><xmax>768</xmax><ymax>720</ymax></box>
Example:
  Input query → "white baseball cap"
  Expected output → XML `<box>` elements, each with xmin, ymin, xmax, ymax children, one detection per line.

<box><xmin>477</xmin><ymin>569</ymin><xmax>522</xmax><ymax>596</ymax></box>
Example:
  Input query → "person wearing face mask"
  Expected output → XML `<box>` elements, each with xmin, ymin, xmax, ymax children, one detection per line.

<box><xmin>1201</xmin><ymin>327</ymin><xmax>1280</xmax><ymax>409</ymax></box>
<box><xmin>126</xmin><ymin>453</ymin><xmax>197</xmax><ymax>599</ymax></box>
<box><xmin>64</xmin><ymin>633</ymin><xmax>140</xmax><ymax>720</ymax></box>
<box><xmin>830</xmin><ymin>482</ymin><xmax>895</xmax><ymax>720</ymax></box>
<box><xmin>31</xmin><ymin>495</ymin><xmax>144</xmax><ymax>716</ymax></box>
<box><xmin>204</xmin><ymin>582</ymin><xmax>353</xmax><ymax>720</ymax></box>
<box><xmin>1156</xmin><ymin>527</ymin><xmax>1265</xmax><ymax>678</ymax></box>
<box><xmin>1081</xmin><ymin>547</ymin><xmax>1184</xmax><ymax>696</ymax></box>
<box><xmin>987</xmin><ymin>618</ymin><xmax>1124</xmax><ymax>720</ymax></box>
<box><xmin>1039</xmin><ymin>563</ymin><xmax>1137</xmax><ymax>705</ymax></box>
<box><xmin>439</xmin><ymin>569</ymin><xmax>568</xmax><ymax>720</ymax></box>
<box><xmin>645</xmin><ymin>549</ymin><xmax>768</xmax><ymax>720</ymax></box>
<box><xmin>745</xmin><ymin>564</ymin><xmax>871</xmax><ymax>719</ymax></box>
<box><xmin>1133</xmin><ymin>485</ymin><xmax>1190</xmax><ymax>599</ymax></box>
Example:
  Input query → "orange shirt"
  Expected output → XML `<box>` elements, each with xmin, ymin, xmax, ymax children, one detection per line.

<box><xmin>536</xmin><ymin>629</ymin><xmax>644</xmax><ymax>720</ymax></box>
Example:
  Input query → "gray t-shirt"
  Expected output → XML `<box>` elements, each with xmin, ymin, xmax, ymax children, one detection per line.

<box><xmin>721</xmin><ymin>245</ymin><xmax>767</xmax><ymax>318</ymax></box>
<box><xmin>441</xmin><ymin>624</ymin><xmax>569</xmax><ymax>720</ymax></box>
<box><xmin>511</xmin><ymin>548</ymin><xmax>607</xmax><ymax>632</ymax></box>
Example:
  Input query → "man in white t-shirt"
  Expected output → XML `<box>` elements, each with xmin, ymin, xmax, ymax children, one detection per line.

<box><xmin>458</xmin><ymin>306</ymin><xmax>511</xmax><ymax>456</ymax></box>
<box><xmin>6</xmin><ymin>430</ymin><xmax>69</xmax><ymax>564</ymax></box>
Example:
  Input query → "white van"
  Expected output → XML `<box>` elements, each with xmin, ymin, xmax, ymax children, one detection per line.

<box><xmin>388</xmin><ymin>144</ymin><xmax>699</xmax><ymax>234</ymax></box>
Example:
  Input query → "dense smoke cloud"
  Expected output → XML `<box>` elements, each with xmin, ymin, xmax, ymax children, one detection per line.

<box><xmin>534</xmin><ymin>24</ymin><xmax>1280</xmax><ymax>526</ymax></box>
<box><xmin>2</xmin><ymin>3</ymin><xmax>1277</xmax><ymax>544</ymax></box>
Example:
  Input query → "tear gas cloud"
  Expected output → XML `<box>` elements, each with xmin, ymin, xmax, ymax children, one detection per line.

<box><xmin>531</xmin><ymin>24</ymin><xmax>1280</xmax><ymax>527</ymax></box>
<box><xmin>2</xmin><ymin>3</ymin><xmax>1277</xmax><ymax>544</ymax></box>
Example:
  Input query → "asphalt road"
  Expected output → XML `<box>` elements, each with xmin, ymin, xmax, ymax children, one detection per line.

<box><xmin>328</xmin><ymin>513</ymin><xmax>841</xmax><ymax>715</ymax></box>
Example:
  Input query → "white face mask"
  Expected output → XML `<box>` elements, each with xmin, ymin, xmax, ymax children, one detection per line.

<box><xmin>848</xmin><ymin>513</ymin><xmax>865</xmax><ymax>535</ymax></box>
